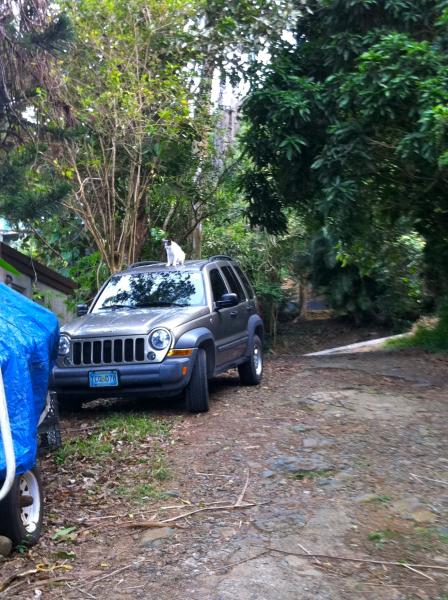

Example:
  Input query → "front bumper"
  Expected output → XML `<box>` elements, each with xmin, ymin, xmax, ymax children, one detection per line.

<box><xmin>50</xmin><ymin>354</ymin><xmax>196</xmax><ymax>399</ymax></box>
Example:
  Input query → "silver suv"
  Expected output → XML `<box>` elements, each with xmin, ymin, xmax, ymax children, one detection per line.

<box><xmin>52</xmin><ymin>256</ymin><xmax>264</xmax><ymax>412</ymax></box>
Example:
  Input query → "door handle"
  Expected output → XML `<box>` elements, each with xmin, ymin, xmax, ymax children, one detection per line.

<box><xmin>230</xmin><ymin>311</ymin><xmax>238</xmax><ymax>318</ymax></box>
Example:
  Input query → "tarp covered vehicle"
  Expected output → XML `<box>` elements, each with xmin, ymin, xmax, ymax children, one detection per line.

<box><xmin>0</xmin><ymin>283</ymin><xmax>59</xmax><ymax>546</ymax></box>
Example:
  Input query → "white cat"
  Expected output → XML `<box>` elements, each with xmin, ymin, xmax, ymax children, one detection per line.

<box><xmin>163</xmin><ymin>239</ymin><xmax>185</xmax><ymax>266</ymax></box>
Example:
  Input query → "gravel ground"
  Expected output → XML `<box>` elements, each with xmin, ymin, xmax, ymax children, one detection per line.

<box><xmin>1</xmin><ymin>323</ymin><xmax>447</xmax><ymax>600</ymax></box>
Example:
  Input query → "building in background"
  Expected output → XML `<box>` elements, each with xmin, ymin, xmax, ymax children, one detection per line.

<box><xmin>0</xmin><ymin>241</ymin><xmax>76</xmax><ymax>322</ymax></box>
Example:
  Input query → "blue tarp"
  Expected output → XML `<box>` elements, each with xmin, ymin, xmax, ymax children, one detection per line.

<box><xmin>0</xmin><ymin>284</ymin><xmax>59</xmax><ymax>479</ymax></box>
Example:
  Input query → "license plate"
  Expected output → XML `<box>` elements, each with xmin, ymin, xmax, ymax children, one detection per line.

<box><xmin>89</xmin><ymin>370</ymin><xmax>119</xmax><ymax>388</ymax></box>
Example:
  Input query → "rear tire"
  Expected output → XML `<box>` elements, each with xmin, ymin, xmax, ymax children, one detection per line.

<box><xmin>0</xmin><ymin>467</ymin><xmax>43</xmax><ymax>547</ymax></box>
<box><xmin>238</xmin><ymin>335</ymin><xmax>263</xmax><ymax>385</ymax></box>
<box><xmin>185</xmin><ymin>349</ymin><xmax>209</xmax><ymax>413</ymax></box>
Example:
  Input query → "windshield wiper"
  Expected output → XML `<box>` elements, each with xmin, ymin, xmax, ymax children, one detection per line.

<box><xmin>98</xmin><ymin>304</ymin><xmax>137</xmax><ymax>310</ymax></box>
<box><xmin>135</xmin><ymin>302</ymin><xmax>187</xmax><ymax>308</ymax></box>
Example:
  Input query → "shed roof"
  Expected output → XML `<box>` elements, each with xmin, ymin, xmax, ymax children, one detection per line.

<box><xmin>0</xmin><ymin>242</ymin><xmax>77</xmax><ymax>295</ymax></box>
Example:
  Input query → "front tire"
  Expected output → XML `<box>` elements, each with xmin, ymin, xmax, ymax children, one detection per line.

<box><xmin>0</xmin><ymin>467</ymin><xmax>43</xmax><ymax>547</ymax></box>
<box><xmin>56</xmin><ymin>393</ymin><xmax>82</xmax><ymax>413</ymax></box>
<box><xmin>238</xmin><ymin>335</ymin><xmax>263</xmax><ymax>385</ymax></box>
<box><xmin>185</xmin><ymin>349</ymin><xmax>209</xmax><ymax>413</ymax></box>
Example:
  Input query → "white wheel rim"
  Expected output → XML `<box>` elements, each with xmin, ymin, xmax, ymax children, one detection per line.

<box><xmin>253</xmin><ymin>344</ymin><xmax>263</xmax><ymax>376</ymax></box>
<box><xmin>19</xmin><ymin>471</ymin><xmax>41</xmax><ymax>534</ymax></box>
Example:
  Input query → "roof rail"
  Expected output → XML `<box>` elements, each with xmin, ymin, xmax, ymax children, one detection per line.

<box><xmin>208</xmin><ymin>255</ymin><xmax>233</xmax><ymax>262</ymax></box>
<box><xmin>129</xmin><ymin>261</ymin><xmax>165</xmax><ymax>268</ymax></box>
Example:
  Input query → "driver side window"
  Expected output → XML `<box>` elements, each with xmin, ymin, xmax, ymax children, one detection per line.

<box><xmin>209</xmin><ymin>268</ymin><xmax>228</xmax><ymax>303</ymax></box>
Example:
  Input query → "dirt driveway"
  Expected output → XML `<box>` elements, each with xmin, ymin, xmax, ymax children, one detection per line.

<box><xmin>2</xmin><ymin>329</ymin><xmax>448</xmax><ymax>599</ymax></box>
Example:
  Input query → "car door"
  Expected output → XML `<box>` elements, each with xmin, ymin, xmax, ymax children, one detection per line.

<box><xmin>219</xmin><ymin>265</ymin><xmax>250</xmax><ymax>362</ymax></box>
<box><xmin>208</xmin><ymin>267</ymin><xmax>244</xmax><ymax>366</ymax></box>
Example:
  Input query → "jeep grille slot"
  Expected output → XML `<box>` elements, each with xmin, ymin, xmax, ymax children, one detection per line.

<box><xmin>73</xmin><ymin>342</ymin><xmax>82</xmax><ymax>365</ymax></box>
<box><xmin>103</xmin><ymin>340</ymin><xmax>112</xmax><ymax>363</ymax></box>
<box><xmin>83</xmin><ymin>341</ymin><xmax>92</xmax><ymax>364</ymax></box>
<box><xmin>93</xmin><ymin>341</ymin><xmax>102</xmax><ymax>364</ymax></box>
<box><xmin>114</xmin><ymin>339</ymin><xmax>123</xmax><ymax>363</ymax></box>
<box><xmin>72</xmin><ymin>337</ymin><xmax>146</xmax><ymax>365</ymax></box>
<box><xmin>135</xmin><ymin>338</ymin><xmax>145</xmax><ymax>361</ymax></box>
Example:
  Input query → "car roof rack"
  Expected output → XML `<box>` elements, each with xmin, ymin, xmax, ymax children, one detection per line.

<box><xmin>129</xmin><ymin>261</ymin><xmax>165</xmax><ymax>268</ymax></box>
<box><xmin>208</xmin><ymin>255</ymin><xmax>233</xmax><ymax>262</ymax></box>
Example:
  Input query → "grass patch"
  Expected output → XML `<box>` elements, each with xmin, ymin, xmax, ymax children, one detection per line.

<box><xmin>151</xmin><ymin>452</ymin><xmax>170</xmax><ymax>481</ymax></box>
<box><xmin>364</xmin><ymin>494</ymin><xmax>391</xmax><ymax>505</ymax></box>
<box><xmin>115</xmin><ymin>482</ymin><xmax>165</xmax><ymax>502</ymax></box>
<box><xmin>368</xmin><ymin>528</ymin><xmax>397</xmax><ymax>548</ymax></box>
<box><xmin>55</xmin><ymin>412</ymin><xmax>173</xmax><ymax>506</ymax></box>
<box><xmin>55</xmin><ymin>412</ymin><xmax>173</xmax><ymax>465</ymax></box>
<box><xmin>99</xmin><ymin>413</ymin><xmax>173</xmax><ymax>441</ymax></box>
<box><xmin>289</xmin><ymin>469</ymin><xmax>333</xmax><ymax>480</ymax></box>
<box><xmin>55</xmin><ymin>437</ymin><xmax>113</xmax><ymax>464</ymax></box>
<box><xmin>387</xmin><ymin>303</ymin><xmax>448</xmax><ymax>353</ymax></box>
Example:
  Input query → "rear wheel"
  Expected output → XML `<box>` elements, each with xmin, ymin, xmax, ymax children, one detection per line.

<box><xmin>0</xmin><ymin>467</ymin><xmax>43</xmax><ymax>546</ymax></box>
<box><xmin>185</xmin><ymin>349</ymin><xmax>209</xmax><ymax>413</ymax></box>
<box><xmin>238</xmin><ymin>335</ymin><xmax>263</xmax><ymax>385</ymax></box>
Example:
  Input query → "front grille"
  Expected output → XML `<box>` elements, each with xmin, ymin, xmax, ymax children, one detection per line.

<box><xmin>72</xmin><ymin>337</ymin><xmax>146</xmax><ymax>366</ymax></box>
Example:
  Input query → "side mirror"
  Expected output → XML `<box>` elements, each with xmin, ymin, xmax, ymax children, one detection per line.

<box><xmin>76</xmin><ymin>304</ymin><xmax>89</xmax><ymax>317</ymax></box>
<box><xmin>216</xmin><ymin>293</ymin><xmax>238</xmax><ymax>309</ymax></box>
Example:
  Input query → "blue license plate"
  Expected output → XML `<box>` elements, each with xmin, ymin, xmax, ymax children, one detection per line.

<box><xmin>89</xmin><ymin>370</ymin><xmax>119</xmax><ymax>388</ymax></box>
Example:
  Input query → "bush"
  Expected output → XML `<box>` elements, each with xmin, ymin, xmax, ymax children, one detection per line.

<box><xmin>388</xmin><ymin>301</ymin><xmax>448</xmax><ymax>353</ymax></box>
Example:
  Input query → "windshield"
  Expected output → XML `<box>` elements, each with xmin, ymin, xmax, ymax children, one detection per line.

<box><xmin>92</xmin><ymin>271</ymin><xmax>206</xmax><ymax>312</ymax></box>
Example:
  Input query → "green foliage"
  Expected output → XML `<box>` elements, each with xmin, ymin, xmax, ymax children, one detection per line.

<box><xmin>0</xmin><ymin>145</ymin><xmax>70</xmax><ymax>225</ymax></box>
<box><xmin>308</xmin><ymin>228</ymin><xmax>425</xmax><ymax>327</ymax></box>
<box><xmin>203</xmin><ymin>188</ymin><xmax>307</xmax><ymax>338</ymax></box>
<box><xmin>241</xmin><ymin>0</ymin><xmax>448</xmax><ymax>318</ymax></box>
<box><xmin>388</xmin><ymin>300</ymin><xmax>448</xmax><ymax>352</ymax></box>
<box><xmin>67</xmin><ymin>252</ymin><xmax>109</xmax><ymax>306</ymax></box>
<box><xmin>0</xmin><ymin>3</ymin><xmax>72</xmax><ymax>239</ymax></box>
<box><xmin>193</xmin><ymin>0</ymin><xmax>298</xmax><ymax>83</ymax></box>
<box><xmin>99</xmin><ymin>413</ymin><xmax>172</xmax><ymax>441</ymax></box>
<box><xmin>55</xmin><ymin>413</ymin><xmax>172</xmax><ymax>465</ymax></box>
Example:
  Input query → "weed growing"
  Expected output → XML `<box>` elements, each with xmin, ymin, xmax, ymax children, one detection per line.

<box><xmin>115</xmin><ymin>482</ymin><xmax>165</xmax><ymax>502</ymax></box>
<box><xmin>289</xmin><ymin>469</ymin><xmax>334</xmax><ymax>480</ymax></box>
<box><xmin>364</xmin><ymin>494</ymin><xmax>391</xmax><ymax>505</ymax></box>
<box><xmin>55</xmin><ymin>411</ymin><xmax>174</xmax><ymax>508</ymax></box>
<box><xmin>388</xmin><ymin>302</ymin><xmax>448</xmax><ymax>353</ymax></box>
<box><xmin>55</xmin><ymin>412</ymin><xmax>173</xmax><ymax>465</ymax></box>
<box><xmin>368</xmin><ymin>528</ymin><xmax>397</xmax><ymax>548</ymax></box>
<box><xmin>55</xmin><ymin>436</ymin><xmax>113</xmax><ymax>465</ymax></box>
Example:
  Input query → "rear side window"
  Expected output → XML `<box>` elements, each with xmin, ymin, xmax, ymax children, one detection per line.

<box><xmin>235</xmin><ymin>266</ymin><xmax>255</xmax><ymax>299</ymax></box>
<box><xmin>221</xmin><ymin>266</ymin><xmax>246</xmax><ymax>302</ymax></box>
<box><xmin>209</xmin><ymin>268</ymin><xmax>228</xmax><ymax>302</ymax></box>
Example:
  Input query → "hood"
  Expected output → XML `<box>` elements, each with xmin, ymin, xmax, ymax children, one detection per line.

<box><xmin>62</xmin><ymin>306</ymin><xmax>209</xmax><ymax>338</ymax></box>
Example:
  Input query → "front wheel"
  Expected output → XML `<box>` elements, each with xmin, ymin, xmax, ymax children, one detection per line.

<box><xmin>56</xmin><ymin>393</ymin><xmax>82</xmax><ymax>413</ymax></box>
<box><xmin>238</xmin><ymin>335</ymin><xmax>263</xmax><ymax>385</ymax></box>
<box><xmin>185</xmin><ymin>349</ymin><xmax>209</xmax><ymax>413</ymax></box>
<box><xmin>0</xmin><ymin>467</ymin><xmax>43</xmax><ymax>546</ymax></box>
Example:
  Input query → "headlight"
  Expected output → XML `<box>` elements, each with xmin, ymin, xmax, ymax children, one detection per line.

<box><xmin>58</xmin><ymin>334</ymin><xmax>71</xmax><ymax>356</ymax></box>
<box><xmin>149</xmin><ymin>328</ymin><xmax>171</xmax><ymax>351</ymax></box>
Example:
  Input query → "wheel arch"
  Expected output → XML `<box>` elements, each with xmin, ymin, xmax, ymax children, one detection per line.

<box><xmin>247</xmin><ymin>315</ymin><xmax>265</xmax><ymax>355</ymax></box>
<box><xmin>175</xmin><ymin>327</ymin><xmax>216</xmax><ymax>379</ymax></box>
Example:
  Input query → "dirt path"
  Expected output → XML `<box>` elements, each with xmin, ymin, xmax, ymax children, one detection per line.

<box><xmin>2</xmin><ymin>341</ymin><xmax>448</xmax><ymax>599</ymax></box>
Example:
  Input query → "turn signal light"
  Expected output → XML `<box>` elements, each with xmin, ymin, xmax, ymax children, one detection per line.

<box><xmin>167</xmin><ymin>348</ymin><xmax>193</xmax><ymax>357</ymax></box>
